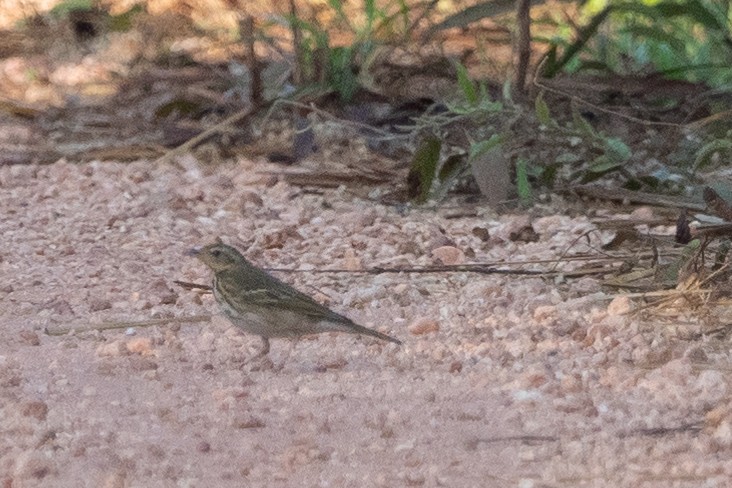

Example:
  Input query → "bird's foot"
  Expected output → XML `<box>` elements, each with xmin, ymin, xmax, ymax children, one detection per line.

<box><xmin>239</xmin><ymin>337</ymin><xmax>275</xmax><ymax>371</ymax></box>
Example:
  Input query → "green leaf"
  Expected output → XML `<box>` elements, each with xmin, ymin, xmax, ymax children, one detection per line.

<box><xmin>364</xmin><ymin>0</ymin><xmax>377</xmax><ymax>27</ymax></box>
<box><xmin>469</xmin><ymin>134</ymin><xmax>503</xmax><ymax>160</ymax></box>
<box><xmin>613</xmin><ymin>0</ymin><xmax>725</xmax><ymax>30</ymax></box>
<box><xmin>588</xmin><ymin>155</ymin><xmax>623</xmax><ymax>173</ymax></box>
<box><xmin>408</xmin><ymin>136</ymin><xmax>442</xmax><ymax>203</ymax></box>
<box><xmin>534</xmin><ymin>92</ymin><xmax>553</xmax><ymax>126</ymax></box>
<box><xmin>604</xmin><ymin>137</ymin><xmax>632</xmax><ymax>162</ymax></box>
<box><xmin>575</xmin><ymin>60</ymin><xmax>611</xmax><ymax>73</ymax></box>
<box><xmin>516</xmin><ymin>158</ymin><xmax>532</xmax><ymax>206</ymax></box>
<box><xmin>328</xmin><ymin>46</ymin><xmax>358</xmax><ymax>101</ymax></box>
<box><xmin>501</xmin><ymin>79</ymin><xmax>513</xmax><ymax>105</ymax></box>
<box><xmin>539</xmin><ymin>163</ymin><xmax>559</xmax><ymax>187</ymax></box>
<box><xmin>49</xmin><ymin>0</ymin><xmax>93</xmax><ymax>17</ymax></box>
<box><xmin>571</xmin><ymin>106</ymin><xmax>598</xmax><ymax>139</ymax></box>
<box><xmin>438</xmin><ymin>153</ymin><xmax>466</xmax><ymax>182</ymax></box>
<box><xmin>327</xmin><ymin>0</ymin><xmax>347</xmax><ymax>23</ymax></box>
<box><xmin>621</xmin><ymin>24</ymin><xmax>685</xmax><ymax>52</ymax></box>
<box><xmin>542</xmin><ymin>44</ymin><xmax>558</xmax><ymax>77</ymax></box>
<box><xmin>657</xmin><ymin>0</ymin><xmax>724</xmax><ymax>30</ymax></box>
<box><xmin>433</xmin><ymin>154</ymin><xmax>468</xmax><ymax>202</ymax></box>
<box><xmin>109</xmin><ymin>3</ymin><xmax>144</xmax><ymax>32</ymax></box>
<box><xmin>455</xmin><ymin>62</ymin><xmax>478</xmax><ymax>106</ymax></box>
<box><xmin>692</xmin><ymin>139</ymin><xmax>732</xmax><ymax>171</ymax></box>
<box><xmin>423</xmin><ymin>0</ymin><xmax>547</xmax><ymax>39</ymax></box>
<box><xmin>659</xmin><ymin>238</ymin><xmax>700</xmax><ymax>285</ymax></box>
<box><xmin>555</xmin><ymin>152</ymin><xmax>582</xmax><ymax>164</ymax></box>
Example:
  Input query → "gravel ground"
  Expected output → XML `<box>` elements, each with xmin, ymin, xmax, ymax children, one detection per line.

<box><xmin>2</xmin><ymin>157</ymin><xmax>732</xmax><ymax>487</ymax></box>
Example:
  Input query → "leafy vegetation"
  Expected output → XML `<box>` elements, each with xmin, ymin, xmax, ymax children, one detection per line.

<box><xmin>542</xmin><ymin>0</ymin><xmax>732</xmax><ymax>85</ymax></box>
<box><xmin>28</xmin><ymin>0</ymin><xmax>731</xmax><ymax>206</ymax></box>
<box><xmin>270</xmin><ymin>0</ymin><xmax>425</xmax><ymax>101</ymax></box>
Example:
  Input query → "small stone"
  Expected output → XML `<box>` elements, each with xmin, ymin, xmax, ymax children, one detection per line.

<box><xmin>232</xmin><ymin>416</ymin><xmax>265</xmax><ymax>429</ymax></box>
<box><xmin>129</xmin><ymin>170</ymin><xmax>151</xmax><ymax>184</ymax></box>
<box><xmin>22</xmin><ymin>400</ymin><xmax>49</xmax><ymax>421</ymax></box>
<box><xmin>607</xmin><ymin>295</ymin><xmax>631</xmax><ymax>316</ymax></box>
<box><xmin>126</xmin><ymin>337</ymin><xmax>153</xmax><ymax>355</ymax></box>
<box><xmin>13</xmin><ymin>450</ymin><xmax>52</xmax><ymax>480</ymax></box>
<box><xmin>239</xmin><ymin>190</ymin><xmax>264</xmax><ymax>207</ymax></box>
<box><xmin>685</xmin><ymin>346</ymin><xmax>708</xmax><ymax>363</ymax></box>
<box><xmin>159</xmin><ymin>292</ymin><xmax>178</xmax><ymax>305</ymax></box>
<box><xmin>262</xmin><ymin>227</ymin><xmax>301</xmax><ymax>249</ymax></box>
<box><xmin>96</xmin><ymin>341</ymin><xmax>127</xmax><ymax>357</ymax></box>
<box><xmin>471</xmin><ymin>226</ymin><xmax>490</xmax><ymax>241</ymax></box>
<box><xmin>430</xmin><ymin>246</ymin><xmax>465</xmax><ymax>265</ymax></box>
<box><xmin>197</xmin><ymin>441</ymin><xmax>211</xmax><ymax>453</ymax></box>
<box><xmin>706</xmin><ymin>405</ymin><xmax>729</xmax><ymax>428</ymax></box>
<box><xmin>713</xmin><ymin>420</ymin><xmax>732</xmax><ymax>447</ymax></box>
<box><xmin>89</xmin><ymin>298</ymin><xmax>112</xmax><ymax>312</ymax></box>
<box><xmin>393</xmin><ymin>283</ymin><xmax>409</xmax><ymax>295</ymax></box>
<box><xmin>532</xmin><ymin>305</ymin><xmax>556</xmax><ymax>322</ymax></box>
<box><xmin>19</xmin><ymin>330</ymin><xmax>40</xmax><ymax>346</ymax></box>
<box><xmin>130</xmin><ymin>358</ymin><xmax>158</xmax><ymax>371</ymax></box>
<box><xmin>41</xmin><ymin>299</ymin><xmax>74</xmax><ymax>315</ymax></box>
<box><xmin>343</xmin><ymin>248</ymin><xmax>362</xmax><ymax>271</ymax></box>
<box><xmin>630</xmin><ymin>206</ymin><xmax>654</xmax><ymax>220</ymax></box>
<box><xmin>449</xmin><ymin>361</ymin><xmax>463</xmax><ymax>373</ymax></box>
<box><xmin>101</xmin><ymin>471</ymin><xmax>127</xmax><ymax>488</ymax></box>
<box><xmin>408</xmin><ymin>318</ymin><xmax>440</xmax><ymax>335</ymax></box>
<box><xmin>509</xmin><ymin>224</ymin><xmax>540</xmax><ymax>243</ymax></box>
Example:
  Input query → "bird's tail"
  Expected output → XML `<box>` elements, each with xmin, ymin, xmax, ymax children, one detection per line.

<box><xmin>348</xmin><ymin>322</ymin><xmax>402</xmax><ymax>345</ymax></box>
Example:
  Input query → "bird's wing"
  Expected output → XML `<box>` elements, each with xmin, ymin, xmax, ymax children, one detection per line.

<box><xmin>243</xmin><ymin>286</ymin><xmax>351</xmax><ymax>323</ymax></box>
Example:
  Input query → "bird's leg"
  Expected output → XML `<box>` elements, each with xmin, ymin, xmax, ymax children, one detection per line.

<box><xmin>257</xmin><ymin>336</ymin><xmax>270</xmax><ymax>358</ymax></box>
<box><xmin>246</xmin><ymin>337</ymin><xmax>273</xmax><ymax>371</ymax></box>
<box><xmin>273</xmin><ymin>338</ymin><xmax>299</xmax><ymax>372</ymax></box>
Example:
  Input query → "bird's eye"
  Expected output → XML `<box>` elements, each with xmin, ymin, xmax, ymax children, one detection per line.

<box><xmin>211</xmin><ymin>249</ymin><xmax>221</xmax><ymax>257</ymax></box>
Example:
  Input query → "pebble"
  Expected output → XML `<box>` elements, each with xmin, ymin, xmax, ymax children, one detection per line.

<box><xmin>408</xmin><ymin>318</ymin><xmax>439</xmax><ymax>335</ymax></box>
<box><xmin>22</xmin><ymin>400</ymin><xmax>49</xmax><ymax>421</ymax></box>
<box><xmin>126</xmin><ymin>337</ymin><xmax>153</xmax><ymax>355</ymax></box>
<box><xmin>630</xmin><ymin>206</ymin><xmax>655</xmax><ymax>220</ymax></box>
<box><xmin>96</xmin><ymin>341</ymin><xmax>127</xmax><ymax>357</ymax></box>
<box><xmin>343</xmin><ymin>248</ymin><xmax>362</xmax><ymax>271</ymax></box>
<box><xmin>19</xmin><ymin>330</ymin><xmax>40</xmax><ymax>346</ymax></box>
<box><xmin>89</xmin><ymin>298</ymin><xmax>112</xmax><ymax>312</ymax></box>
<box><xmin>430</xmin><ymin>246</ymin><xmax>465</xmax><ymax>265</ymax></box>
<box><xmin>13</xmin><ymin>450</ymin><xmax>53</xmax><ymax>480</ymax></box>
<box><xmin>713</xmin><ymin>420</ymin><xmax>732</xmax><ymax>447</ymax></box>
<box><xmin>607</xmin><ymin>295</ymin><xmax>631</xmax><ymax>316</ymax></box>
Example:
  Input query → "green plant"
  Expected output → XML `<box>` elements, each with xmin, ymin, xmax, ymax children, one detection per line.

<box><xmin>534</xmin><ymin>92</ymin><xmax>635</xmax><ymax>183</ymax></box>
<box><xmin>405</xmin><ymin>68</ymin><xmax>509</xmax><ymax>204</ymax></box>
<box><xmin>692</xmin><ymin>136</ymin><xmax>732</xmax><ymax>171</ymax></box>
<box><xmin>274</xmin><ymin>0</ymin><xmax>422</xmax><ymax>101</ymax></box>
<box><xmin>542</xmin><ymin>0</ymin><xmax>732</xmax><ymax>85</ymax></box>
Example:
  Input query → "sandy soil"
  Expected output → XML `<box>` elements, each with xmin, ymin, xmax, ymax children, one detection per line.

<box><xmin>2</xmin><ymin>157</ymin><xmax>732</xmax><ymax>488</ymax></box>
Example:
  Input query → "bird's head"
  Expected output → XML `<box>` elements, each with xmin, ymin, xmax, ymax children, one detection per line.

<box><xmin>187</xmin><ymin>241</ymin><xmax>246</xmax><ymax>272</ymax></box>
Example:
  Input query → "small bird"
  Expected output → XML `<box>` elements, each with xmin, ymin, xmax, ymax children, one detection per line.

<box><xmin>188</xmin><ymin>240</ymin><xmax>401</xmax><ymax>359</ymax></box>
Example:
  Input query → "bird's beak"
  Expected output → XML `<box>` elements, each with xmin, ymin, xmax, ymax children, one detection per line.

<box><xmin>185</xmin><ymin>247</ymin><xmax>202</xmax><ymax>257</ymax></box>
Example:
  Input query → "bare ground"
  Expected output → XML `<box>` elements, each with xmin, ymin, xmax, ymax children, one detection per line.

<box><xmin>2</xmin><ymin>157</ymin><xmax>732</xmax><ymax>487</ymax></box>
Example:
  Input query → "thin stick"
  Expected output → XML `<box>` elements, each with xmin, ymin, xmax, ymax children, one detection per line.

<box><xmin>514</xmin><ymin>0</ymin><xmax>531</xmax><ymax>93</ymax></box>
<box><xmin>44</xmin><ymin>315</ymin><xmax>212</xmax><ymax>336</ymax></box>
<box><xmin>153</xmin><ymin>107</ymin><xmax>253</xmax><ymax>165</ymax></box>
<box><xmin>533</xmin><ymin>56</ymin><xmax>684</xmax><ymax>129</ymax></box>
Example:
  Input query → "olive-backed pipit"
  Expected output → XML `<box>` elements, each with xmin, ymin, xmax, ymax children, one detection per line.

<box><xmin>188</xmin><ymin>241</ymin><xmax>401</xmax><ymax>358</ymax></box>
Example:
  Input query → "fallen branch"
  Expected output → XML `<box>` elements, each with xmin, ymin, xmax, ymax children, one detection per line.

<box><xmin>153</xmin><ymin>107</ymin><xmax>253</xmax><ymax>165</ymax></box>
<box><xmin>44</xmin><ymin>314</ymin><xmax>212</xmax><ymax>336</ymax></box>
